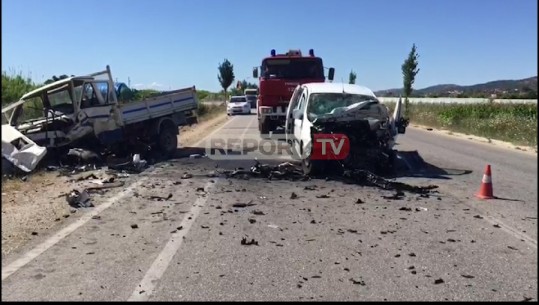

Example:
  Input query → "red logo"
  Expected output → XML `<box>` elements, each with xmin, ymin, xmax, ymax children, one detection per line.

<box><xmin>311</xmin><ymin>134</ymin><xmax>350</xmax><ymax>160</ymax></box>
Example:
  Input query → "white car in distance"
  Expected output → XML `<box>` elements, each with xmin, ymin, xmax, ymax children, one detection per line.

<box><xmin>227</xmin><ymin>96</ymin><xmax>251</xmax><ymax>115</ymax></box>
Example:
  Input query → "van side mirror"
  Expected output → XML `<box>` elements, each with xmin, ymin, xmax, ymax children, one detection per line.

<box><xmin>252</xmin><ymin>68</ymin><xmax>258</xmax><ymax>78</ymax></box>
<box><xmin>328</xmin><ymin>68</ymin><xmax>335</xmax><ymax>81</ymax></box>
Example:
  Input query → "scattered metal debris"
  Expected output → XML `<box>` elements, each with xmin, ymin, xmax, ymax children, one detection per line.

<box><xmin>222</xmin><ymin>160</ymin><xmax>438</xmax><ymax>195</ymax></box>
<box><xmin>131</xmin><ymin>224</ymin><xmax>139</xmax><ymax>229</ymax></box>
<box><xmin>66</xmin><ymin>190</ymin><xmax>93</xmax><ymax>208</ymax></box>
<box><xmin>382</xmin><ymin>191</ymin><xmax>405</xmax><ymax>200</ymax></box>
<box><xmin>240</xmin><ymin>237</ymin><xmax>259</xmax><ymax>246</ymax></box>
<box><xmin>148</xmin><ymin>193</ymin><xmax>173</xmax><ymax>201</ymax></box>
<box><xmin>233</xmin><ymin>201</ymin><xmax>256</xmax><ymax>208</ymax></box>
<box><xmin>181</xmin><ymin>173</ymin><xmax>193</xmax><ymax>179</ymax></box>
<box><xmin>434</xmin><ymin>278</ymin><xmax>444</xmax><ymax>284</ymax></box>
<box><xmin>349</xmin><ymin>278</ymin><xmax>366</xmax><ymax>286</ymax></box>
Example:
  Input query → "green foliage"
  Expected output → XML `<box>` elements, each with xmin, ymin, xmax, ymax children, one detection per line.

<box><xmin>384</xmin><ymin>101</ymin><xmax>537</xmax><ymax>147</ymax></box>
<box><xmin>229</xmin><ymin>80</ymin><xmax>258</xmax><ymax>97</ymax></box>
<box><xmin>44</xmin><ymin>74</ymin><xmax>72</xmax><ymax>85</ymax></box>
<box><xmin>217</xmin><ymin>59</ymin><xmax>235</xmax><ymax>102</ymax></box>
<box><xmin>1</xmin><ymin>71</ymin><xmax>39</xmax><ymax>106</ymax></box>
<box><xmin>197</xmin><ymin>101</ymin><xmax>226</xmax><ymax>118</ymax></box>
<box><xmin>348</xmin><ymin>70</ymin><xmax>357</xmax><ymax>84</ymax></box>
<box><xmin>401</xmin><ymin>43</ymin><xmax>420</xmax><ymax>116</ymax></box>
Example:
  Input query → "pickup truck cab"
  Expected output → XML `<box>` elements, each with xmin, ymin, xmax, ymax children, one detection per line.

<box><xmin>2</xmin><ymin>66</ymin><xmax>198</xmax><ymax>167</ymax></box>
<box><xmin>285</xmin><ymin>82</ymin><xmax>407</xmax><ymax>175</ymax></box>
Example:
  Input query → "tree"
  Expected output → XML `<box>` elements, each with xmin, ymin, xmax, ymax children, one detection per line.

<box><xmin>217</xmin><ymin>59</ymin><xmax>235</xmax><ymax>101</ymax></box>
<box><xmin>401</xmin><ymin>43</ymin><xmax>420</xmax><ymax>117</ymax></box>
<box><xmin>348</xmin><ymin>70</ymin><xmax>357</xmax><ymax>84</ymax></box>
<box><xmin>44</xmin><ymin>74</ymin><xmax>72</xmax><ymax>85</ymax></box>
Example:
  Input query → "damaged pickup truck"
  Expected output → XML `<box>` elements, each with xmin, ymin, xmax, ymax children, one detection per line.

<box><xmin>2</xmin><ymin>65</ymin><xmax>198</xmax><ymax>172</ymax></box>
<box><xmin>284</xmin><ymin>83</ymin><xmax>408</xmax><ymax>175</ymax></box>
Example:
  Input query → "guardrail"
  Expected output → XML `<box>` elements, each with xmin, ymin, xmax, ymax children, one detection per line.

<box><xmin>377</xmin><ymin>97</ymin><xmax>537</xmax><ymax>104</ymax></box>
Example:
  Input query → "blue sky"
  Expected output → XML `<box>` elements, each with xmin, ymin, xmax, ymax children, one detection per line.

<box><xmin>2</xmin><ymin>0</ymin><xmax>537</xmax><ymax>92</ymax></box>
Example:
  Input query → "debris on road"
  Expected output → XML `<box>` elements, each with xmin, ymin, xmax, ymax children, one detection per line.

<box><xmin>240</xmin><ymin>237</ymin><xmax>259</xmax><ymax>246</ymax></box>
<box><xmin>316</xmin><ymin>194</ymin><xmax>330</xmax><ymax>198</ymax></box>
<box><xmin>290</xmin><ymin>192</ymin><xmax>299</xmax><ymax>199</ymax></box>
<box><xmin>399</xmin><ymin>207</ymin><xmax>412</xmax><ymax>211</ymax></box>
<box><xmin>66</xmin><ymin>189</ymin><xmax>93</xmax><ymax>208</ymax></box>
<box><xmin>223</xmin><ymin>160</ymin><xmax>438</xmax><ymax>195</ymax></box>
<box><xmin>67</xmin><ymin>148</ymin><xmax>102</xmax><ymax>165</ymax></box>
<box><xmin>248</xmin><ymin>218</ymin><xmax>256</xmax><ymax>224</ymax></box>
<box><xmin>131</xmin><ymin>224</ymin><xmax>139</xmax><ymax>229</ymax></box>
<box><xmin>148</xmin><ymin>193</ymin><xmax>173</xmax><ymax>201</ymax></box>
<box><xmin>382</xmin><ymin>191</ymin><xmax>405</xmax><ymax>200</ymax></box>
<box><xmin>181</xmin><ymin>173</ymin><xmax>193</xmax><ymax>179</ymax></box>
<box><xmin>232</xmin><ymin>201</ymin><xmax>256</xmax><ymax>208</ymax></box>
<box><xmin>355</xmin><ymin>198</ymin><xmax>365</xmax><ymax>204</ymax></box>
<box><xmin>434</xmin><ymin>278</ymin><xmax>445</xmax><ymax>284</ymax></box>
<box><xmin>349</xmin><ymin>278</ymin><xmax>366</xmax><ymax>286</ymax></box>
<box><xmin>252</xmin><ymin>210</ymin><xmax>265</xmax><ymax>215</ymax></box>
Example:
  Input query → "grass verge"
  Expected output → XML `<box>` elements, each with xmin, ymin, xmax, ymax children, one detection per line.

<box><xmin>384</xmin><ymin>101</ymin><xmax>537</xmax><ymax>148</ymax></box>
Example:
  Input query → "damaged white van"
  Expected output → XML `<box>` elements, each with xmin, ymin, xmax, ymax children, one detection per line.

<box><xmin>284</xmin><ymin>82</ymin><xmax>408</xmax><ymax>175</ymax></box>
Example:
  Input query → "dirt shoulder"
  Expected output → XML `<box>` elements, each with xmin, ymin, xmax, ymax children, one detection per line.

<box><xmin>2</xmin><ymin>112</ymin><xmax>229</xmax><ymax>258</ymax></box>
<box><xmin>179</xmin><ymin>112</ymin><xmax>228</xmax><ymax>147</ymax></box>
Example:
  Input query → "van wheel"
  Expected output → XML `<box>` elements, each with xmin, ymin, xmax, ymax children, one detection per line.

<box><xmin>302</xmin><ymin>156</ymin><xmax>324</xmax><ymax>176</ymax></box>
<box><xmin>158</xmin><ymin>124</ymin><xmax>178</xmax><ymax>157</ymax></box>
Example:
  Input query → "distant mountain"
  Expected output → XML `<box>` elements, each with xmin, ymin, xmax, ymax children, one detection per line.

<box><xmin>375</xmin><ymin>76</ymin><xmax>538</xmax><ymax>98</ymax></box>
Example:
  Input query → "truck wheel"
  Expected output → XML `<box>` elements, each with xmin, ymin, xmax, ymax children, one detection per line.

<box><xmin>259</xmin><ymin>120</ymin><xmax>271</xmax><ymax>138</ymax></box>
<box><xmin>158</xmin><ymin>124</ymin><xmax>178</xmax><ymax>157</ymax></box>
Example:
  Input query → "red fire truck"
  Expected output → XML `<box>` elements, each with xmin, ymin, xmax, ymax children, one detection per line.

<box><xmin>252</xmin><ymin>49</ymin><xmax>334</xmax><ymax>135</ymax></box>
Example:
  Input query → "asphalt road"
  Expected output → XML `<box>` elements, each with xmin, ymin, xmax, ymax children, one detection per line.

<box><xmin>1</xmin><ymin>111</ymin><xmax>537</xmax><ymax>301</ymax></box>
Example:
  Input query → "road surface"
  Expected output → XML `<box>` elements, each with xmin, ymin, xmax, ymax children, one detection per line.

<box><xmin>1</xmin><ymin>111</ymin><xmax>537</xmax><ymax>301</ymax></box>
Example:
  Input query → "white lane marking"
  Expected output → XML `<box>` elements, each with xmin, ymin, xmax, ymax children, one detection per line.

<box><xmin>127</xmin><ymin>180</ymin><xmax>217</xmax><ymax>301</ymax></box>
<box><xmin>128</xmin><ymin>115</ymin><xmax>252</xmax><ymax>301</ymax></box>
<box><xmin>2</xmin><ymin>115</ymin><xmax>235</xmax><ymax>281</ymax></box>
<box><xmin>2</xmin><ymin>179</ymin><xmax>146</xmax><ymax>281</ymax></box>
<box><xmin>482</xmin><ymin>215</ymin><xmax>537</xmax><ymax>249</ymax></box>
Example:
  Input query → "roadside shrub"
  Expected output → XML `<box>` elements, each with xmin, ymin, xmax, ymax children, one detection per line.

<box><xmin>382</xmin><ymin>101</ymin><xmax>537</xmax><ymax>147</ymax></box>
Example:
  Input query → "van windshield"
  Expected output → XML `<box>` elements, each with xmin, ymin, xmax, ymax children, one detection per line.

<box><xmin>307</xmin><ymin>93</ymin><xmax>378</xmax><ymax>116</ymax></box>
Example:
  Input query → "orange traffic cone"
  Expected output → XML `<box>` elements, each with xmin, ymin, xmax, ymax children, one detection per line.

<box><xmin>476</xmin><ymin>164</ymin><xmax>495</xmax><ymax>199</ymax></box>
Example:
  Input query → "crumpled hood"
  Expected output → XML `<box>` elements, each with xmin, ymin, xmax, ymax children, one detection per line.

<box><xmin>2</xmin><ymin>125</ymin><xmax>47</xmax><ymax>172</ymax></box>
<box><xmin>311</xmin><ymin>100</ymin><xmax>390</xmax><ymax>129</ymax></box>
